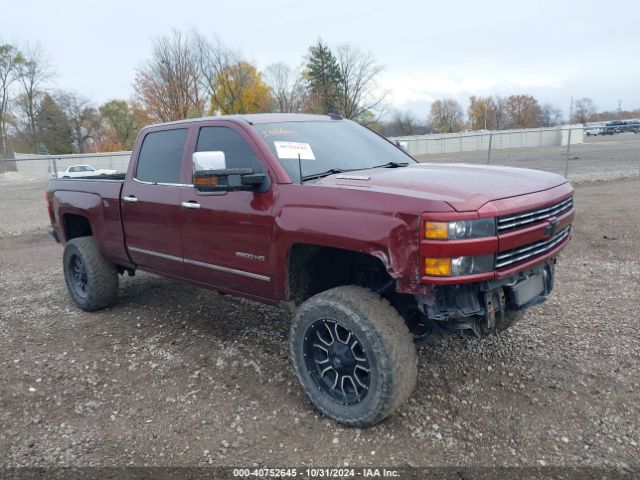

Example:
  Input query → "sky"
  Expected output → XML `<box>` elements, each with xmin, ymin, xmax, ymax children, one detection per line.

<box><xmin>1</xmin><ymin>0</ymin><xmax>639</xmax><ymax>121</ymax></box>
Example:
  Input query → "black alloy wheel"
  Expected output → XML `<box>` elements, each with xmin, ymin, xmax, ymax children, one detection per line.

<box><xmin>303</xmin><ymin>319</ymin><xmax>370</xmax><ymax>405</ymax></box>
<box><xmin>290</xmin><ymin>286</ymin><xmax>418</xmax><ymax>427</ymax></box>
<box><xmin>62</xmin><ymin>237</ymin><xmax>118</xmax><ymax>311</ymax></box>
<box><xmin>67</xmin><ymin>253</ymin><xmax>89</xmax><ymax>299</ymax></box>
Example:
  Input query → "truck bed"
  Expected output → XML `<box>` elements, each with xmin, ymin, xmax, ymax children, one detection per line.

<box><xmin>47</xmin><ymin>177</ymin><xmax>130</xmax><ymax>267</ymax></box>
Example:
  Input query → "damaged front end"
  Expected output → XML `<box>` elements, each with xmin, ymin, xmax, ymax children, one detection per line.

<box><xmin>413</xmin><ymin>260</ymin><xmax>556</xmax><ymax>340</ymax></box>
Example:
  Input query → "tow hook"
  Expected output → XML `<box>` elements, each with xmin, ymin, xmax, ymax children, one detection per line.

<box><xmin>484</xmin><ymin>288</ymin><xmax>506</xmax><ymax>334</ymax></box>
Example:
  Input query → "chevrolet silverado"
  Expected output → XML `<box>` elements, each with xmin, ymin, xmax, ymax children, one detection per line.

<box><xmin>46</xmin><ymin>113</ymin><xmax>575</xmax><ymax>427</ymax></box>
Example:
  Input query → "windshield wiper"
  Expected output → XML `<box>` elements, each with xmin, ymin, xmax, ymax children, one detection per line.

<box><xmin>301</xmin><ymin>162</ymin><xmax>409</xmax><ymax>182</ymax></box>
<box><xmin>368</xmin><ymin>161</ymin><xmax>409</xmax><ymax>169</ymax></box>
<box><xmin>301</xmin><ymin>168</ymin><xmax>351</xmax><ymax>182</ymax></box>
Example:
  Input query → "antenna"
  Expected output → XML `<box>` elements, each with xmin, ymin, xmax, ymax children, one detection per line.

<box><xmin>298</xmin><ymin>153</ymin><xmax>303</xmax><ymax>185</ymax></box>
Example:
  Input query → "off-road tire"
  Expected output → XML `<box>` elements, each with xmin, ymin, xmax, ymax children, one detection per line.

<box><xmin>63</xmin><ymin>236</ymin><xmax>118</xmax><ymax>311</ymax></box>
<box><xmin>290</xmin><ymin>286</ymin><xmax>418</xmax><ymax>427</ymax></box>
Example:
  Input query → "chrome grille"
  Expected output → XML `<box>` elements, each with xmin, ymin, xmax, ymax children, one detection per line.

<box><xmin>497</xmin><ymin>197</ymin><xmax>573</xmax><ymax>232</ymax></box>
<box><xmin>496</xmin><ymin>227</ymin><xmax>570</xmax><ymax>269</ymax></box>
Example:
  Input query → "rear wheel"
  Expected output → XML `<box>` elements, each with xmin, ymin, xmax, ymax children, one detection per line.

<box><xmin>63</xmin><ymin>237</ymin><xmax>118</xmax><ymax>311</ymax></box>
<box><xmin>290</xmin><ymin>286</ymin><xmax>417</xmax><ymax>427</ymax></box>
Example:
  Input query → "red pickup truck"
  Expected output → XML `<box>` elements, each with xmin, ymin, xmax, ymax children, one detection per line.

<box><xmin>47</xmin><ymin>113</ymin><xmax>574</xmax><ymax>427</ymax></box>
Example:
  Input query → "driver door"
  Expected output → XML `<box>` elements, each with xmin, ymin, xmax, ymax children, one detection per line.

<box><xmin>179</xmin><ymin>124</ymin><xmax>276</xmax><ymax>299</ymax></box>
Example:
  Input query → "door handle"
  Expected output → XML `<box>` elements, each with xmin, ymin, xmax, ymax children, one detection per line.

<box><xmin>123</xmin><ymin>195</ymin><xmax>138</xmax><ymax>203</ymax></box>
<box><xmin>181</xmin><ymin>201</ymin><xmax>201</xmax><ymax>209</ymax></box>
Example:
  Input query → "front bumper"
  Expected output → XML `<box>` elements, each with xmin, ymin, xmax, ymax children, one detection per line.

<box><xmin>417</xmin><ymin>259</ymin><xmax>555</xmax><ymax>323</ymax></box>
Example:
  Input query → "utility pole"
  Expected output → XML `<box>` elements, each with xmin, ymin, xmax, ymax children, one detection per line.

<box><xmin>618</xmin><ymin>100</ymin><xmax>622</xmax><ymax>114</ymax></box>
<box><xmin>568</xmin><ymin>96</ymin><xmax>573</xmax><ymax>124</ymax></box>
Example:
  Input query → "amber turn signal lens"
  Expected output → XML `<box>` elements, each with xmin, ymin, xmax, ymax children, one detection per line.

<box><xmin>425</xmin><ymin>222</ymin><xmax>448</xmax><ymax>239</ymax></box>
<box><xmin>425</xmin><ymin>257</ymin><xmax>452</xmax><ymax>276</ymax></box>
<box><xmin>194</xmin><ymin>176</ymin><xmax>219</xmax><ymax>186</ymax></box>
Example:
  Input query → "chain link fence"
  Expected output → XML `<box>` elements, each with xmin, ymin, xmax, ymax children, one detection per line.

<box><xmin>0</xmin><ymin>151</ymin><xmax>131</xmax><ymax>180</ymax></box>
<box><xmin>391</xmin><ymin>125</ymin><xmax>640</xmax><ymax>181</ymax></box>
<box><xmin>1</xmin><ymin>126</ymin><xmax>639</xmax><ymax>183</ymax></box>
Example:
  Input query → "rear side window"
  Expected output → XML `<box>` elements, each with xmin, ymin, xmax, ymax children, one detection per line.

<box><xmin>196</xmin><ymin>126</ymin><xmax>263</xmax><ymax>172</ymax></box>
<box><xmin>136</xmin><ymin>129</ymin><xmax>188</xmax><ymax>184</ymax></box>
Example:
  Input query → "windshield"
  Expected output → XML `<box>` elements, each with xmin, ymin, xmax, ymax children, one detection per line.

<box><xmin>253</xmin><ymin>121</ymin><xmax>415</xmax><ymax>182</ymax></box>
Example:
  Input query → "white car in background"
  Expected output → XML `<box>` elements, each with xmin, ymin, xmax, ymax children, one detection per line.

<box><xmin>55</xmin><ymin>165</ymin><xmax>117</xmax><ymax>178</ymax></box>
<box><xmin>584</xmin><ymin>127</ymin><xmax>603</xmax><ymax>137</ymax></box>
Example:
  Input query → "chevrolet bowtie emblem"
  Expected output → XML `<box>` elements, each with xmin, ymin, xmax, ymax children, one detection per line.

<box><xmin>544</xmin><ymin>219</ymin><xmax>560</xmax><ymax>238</ymax></box>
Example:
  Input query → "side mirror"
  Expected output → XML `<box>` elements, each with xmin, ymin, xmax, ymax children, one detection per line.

<box><xmin>193</xmin><ymin>151</ymin><xmax>227</xmax><ymax>171</ymax></box>
<box><xmin>192</xmin><ymin>151</ymin><xmax>269</xmax><ymax>193</ymax></box>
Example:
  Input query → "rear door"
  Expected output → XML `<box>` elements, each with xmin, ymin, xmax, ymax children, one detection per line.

<box><xmin>179</xmin><ymin>122</ymin><xmax>276</xmax><ymax>299</ymax></box>
<box><xmin>121</xmin><ymin>127</ymin><xmax>191</xmax><ymax>275</ymax></box>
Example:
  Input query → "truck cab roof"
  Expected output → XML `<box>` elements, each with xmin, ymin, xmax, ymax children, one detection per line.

<box><xmin>144</xmin><ymin>113</ymin><xmax>339</xmax><ymax>130</ymax></box>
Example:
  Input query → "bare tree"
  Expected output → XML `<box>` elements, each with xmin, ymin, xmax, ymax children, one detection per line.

<box><xmin>0</xmin><ymin>43</ymin><xmax>22</xmax><ymax>155</ymax></box>
<box><xmin>14</xmin><ymin>43</ymin><xmax>54</xmax><ymax>151</ymax></box>
<box><xmin>429</xmin><ymin>99</ymin><xmax>464</xmax><ymax>133</ymax></box>
<box><xmin>134</xmin><ymin>30</ymin><xmax>206</xmax><ymax>122</ymax></box>
<box><xmin>538</xmin><ymin>103</ymin><xmax>563</xmax><ymax>127</ymax></box>
<box><xmin>57</xmin><ymin>91</ymin><xmax>102</xmax><ymax>153</ymax></box>
<box><xmin>264</xmin><ymin>62</ymin><xmax>304</xmax><ymax>113</ymax></box>
<box><xmin>492</xmin><ymin>95</ymin><xmax>507</xmax><ymax>130</ymax></box>
<box><xmin>335</xmin><ymin>44</ymin><xmax>386</xmax><ymax>122</ymax></box>
<box><xmin>571</xmin><ymin>97</ymin><xmax>597</xmax><ymax>124</ymax></box>
<box><xmin>385</xmin><ymin>109</ymin><xmax>420</xmax><ymax>136</ymax></box>
<box><xmin>191</xmin><ymin>32</ymin><xmax>240</xmax><ymax>112</ymax></box>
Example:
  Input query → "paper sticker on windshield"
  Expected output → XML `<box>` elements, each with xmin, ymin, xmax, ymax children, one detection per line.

<box><xmin>274</xmin><ymin>141</ymin><xmax>315</xmax><ymax>160</ymax></box>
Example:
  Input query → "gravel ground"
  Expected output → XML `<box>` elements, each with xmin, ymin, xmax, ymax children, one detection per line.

<box><xmin>0</xmin><ymin>177</ymin><xmax>638</xmax><ymax>470</ymax></box>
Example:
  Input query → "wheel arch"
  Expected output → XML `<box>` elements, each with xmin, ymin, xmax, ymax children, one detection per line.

<box><xmin>284</xmin><ymin>243</ymin><xmax>396</xmax><ymax>307</ymax></box>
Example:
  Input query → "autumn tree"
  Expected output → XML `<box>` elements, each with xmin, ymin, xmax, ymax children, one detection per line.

<box><xmin>264</xmin><ymin>62</ymin><xmax>304</xmax><ymax>113</ymax></box>
<box><xmin>538</xmin><ymin>103</ymin><xmax>563</xmax><ymax>127</ymax></box>
<box><xmin>429</xmin><ymin>99</ymin><xmax>464</xmax><ymax>133</ymax></box>
<box><xmin>467</xmin><ymin>96</ymin><xmax>496</xmax><ymax>130</ymax></box>
<box><xmin>182</xmin><ymin>31</ymin><xmax>272</xmax><ymax>114</ymax></box>
<box><xmin>304</xmin><ymin>39</ymin><xmax>342</xmax><ymax>114</ymax></box>
<box><xmin>134</xmin><ymin>30</ymin><xmax>205</xmax><ymax>122</ymax></box>
<box><xmin>57</xmin><ymin>91</ymin><xmax>102</xmax><ymax>153</ymax></box>
<box><xmin>0</xmin><ymin>43</ymin><xmax>22</xmax><ymax>154</ymax></box>
<box><xmin>209</xmin><ymin>61</ymin><xmax>272</xmax><ymax>115</ymax></box>
<box><xmin>571</xmin><ymin>97</ymin><xmax>596</xmax><ymax>124</ymax></box>
<box><xmin>98</xmin><ymin>100</ymin><xmax>141</xmax><ymax>150</ymax></box>
<box><xmin>334</xmin><ymin>44</ymin><xmax>385</xmax><ymax>122</ymax></box>
<box><xmin>505</xmin><ymin>94</ymin><xmax>541</xmax><ymax>128</ymax></box>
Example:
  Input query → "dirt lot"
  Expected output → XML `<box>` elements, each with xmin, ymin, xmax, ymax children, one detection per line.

<box><xmin>0</xmin><ymin>177</ymin><xmax>638</xmax><ymax>470</ymax></box>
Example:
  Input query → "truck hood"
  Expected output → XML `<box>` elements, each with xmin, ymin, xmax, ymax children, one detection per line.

<box><xmin>316</xmin><ymin>163</ymin><xmax>567</xmax><ymax>211</ymax></box>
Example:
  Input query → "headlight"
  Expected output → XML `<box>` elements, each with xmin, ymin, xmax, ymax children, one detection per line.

<box><xmin>425</xmin><ymin>218</ymin><xmax>496</xmax><ymax>240</ymax></box>
<box><xmin>425</xmin><ymin>254</ymin><xmax>494</xmax><ymax>276</ymax></box>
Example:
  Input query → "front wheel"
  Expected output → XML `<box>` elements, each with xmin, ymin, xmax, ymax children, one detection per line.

<box><xmin>63</xmin><ymin>237</ymin><xmax>118</xmax><ymax>311</ymax></box>
<box><xmin>290</xmin><ymin>286</ymin><xmax>418</xmax><ymax>427</ymax></box>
